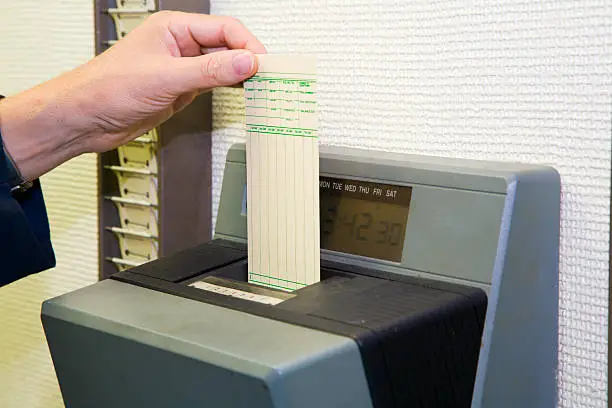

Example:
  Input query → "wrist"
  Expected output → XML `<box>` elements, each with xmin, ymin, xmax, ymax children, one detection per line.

<box><xmin>0</xmin><ymin>95</ymin><xmax>31</xmax><ymax>194</ymax></box>
<box><xmin>0</xmin><ymin>81</ymin><xmax>89</xmax><ymax>181</ymax></box>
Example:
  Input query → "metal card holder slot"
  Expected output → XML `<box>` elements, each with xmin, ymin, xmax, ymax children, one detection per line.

<box><xmin>105</xmin><ymin>195</ymin><xmax>159</xmax><ymax>236</ymax></box>
<box><xmin>107</xmin><ymin>9</ymin><xmax>151</xmax><ymax>39</ymax></box>
<box><xmin>113</xmin><ymin>0</ymin><xmax>156</xmax><ymax>11</ymax></box>
<box><xmin>106</xmin><ymin>256</ymin><xmax>144</xmax><ymax>273</ymax></box>
<box><xmin>105</xmin><ymin>165</ymin><xmax>158</xmax><ymax>205</ymax></box>
<box><xmin>134</xmin><ymin>128</ymin><xmax>158</xmax><ymax>144</ymax></box>
<box><xmin>106</xmin><ymin>226</ymin><xmax>158</xmax><ymax>262</ymax></box>
<box><xmin>117</xmin><ymin>140</ymin><xmax>157</xmax><ymax>171</ymax></box>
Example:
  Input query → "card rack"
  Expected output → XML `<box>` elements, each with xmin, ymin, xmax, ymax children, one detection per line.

<box><xmin>95</xmin><ymin>0</ymin><xmax>213</xmax><ymax>279</ymax></box>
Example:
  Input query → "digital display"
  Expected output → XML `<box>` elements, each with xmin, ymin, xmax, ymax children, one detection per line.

<box><xmin>320</xmin><ymin>177</ymin><xmax>412</xmax><ymax>262</ymax></box>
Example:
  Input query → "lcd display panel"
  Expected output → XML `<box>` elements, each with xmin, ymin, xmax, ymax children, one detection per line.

<box><xmin>319</xmin><ymin>176</ymin><xmax>412</xmax><ymax>262</ymax></box>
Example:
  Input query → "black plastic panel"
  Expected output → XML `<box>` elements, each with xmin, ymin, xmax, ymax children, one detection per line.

<box><xmin>111</xmin><ymin>239</ymin><xmax>487</xmax><ymax>408</ymax></box>
<box><xmin>125</xmin><ymin>239</ymin><xmax>247</xmax><ymax>283</ymax></box>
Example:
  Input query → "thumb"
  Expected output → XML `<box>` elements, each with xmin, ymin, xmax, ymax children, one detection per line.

<box><xmin>171</xmin><ymin>49</ymin><xmax>257</xmax><ymax>94</ymax></box>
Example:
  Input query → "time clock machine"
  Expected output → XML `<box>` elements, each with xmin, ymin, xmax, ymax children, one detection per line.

<box><xmin>42</xmin><ymin>143</ymin><xmax>560</xmax><ymax>408</ymax></box>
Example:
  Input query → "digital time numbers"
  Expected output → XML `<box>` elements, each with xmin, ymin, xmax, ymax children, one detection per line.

<box><xmin>319</xmin><ymin>177</ymin><xmax>412</xmax><ymax>262</ymax></box>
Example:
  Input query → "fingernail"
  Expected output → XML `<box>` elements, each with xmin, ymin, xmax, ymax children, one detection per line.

<box><xmin>233</xmin><ymin>53</ymin><xmax>254</xmax><ymax>76</ymax></box>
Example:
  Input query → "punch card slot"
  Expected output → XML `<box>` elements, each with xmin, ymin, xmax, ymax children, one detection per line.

<box><xmin>116</xmin><ymin>140</ymin><xmax>158</xmax><ymax>171</ymax></box>
<box><xmin>105</xmin><ymin>256</ymin><xmax>143</xmax><ymax>273</ymax></box>
<box><xmin>105</xmin><ymin>195</ymin><xmax>159</xmax><ymax>236</ymax></box>
<box><xmin>107</xmin><ymin>9</ymin><xmax>152</xmax><ymax>40</ymax></box>
<box><xmin>133</xmin><ymin>128</ymin><xmax>158</xmax><ymax>144</ymax></box>
<box><xmin>105</xmin><ymin>165</ymin><xmax>158</xmax><ymax>205</ymax></box>
<box><xmin>106</xmin><ymin>226</ymin><xmax>158</xmax><ymax>263</ymax></box>
<box><xmin>113</xmin><ymin>0</ymin><xmax>156</xmax><ymax>11</ymax></box>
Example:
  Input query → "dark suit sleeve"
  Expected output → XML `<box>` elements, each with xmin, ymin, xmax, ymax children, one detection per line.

<box><xmin>0</xmin><ymin>138</ymin><xmax>56</xmax><ymax>287</ymax></box>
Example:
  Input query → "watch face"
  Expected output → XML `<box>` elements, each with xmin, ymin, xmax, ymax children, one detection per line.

<box><xmin>10</xmin><ymin>181</ymin><xmax>33</xmax><ymax>195</ymax></box>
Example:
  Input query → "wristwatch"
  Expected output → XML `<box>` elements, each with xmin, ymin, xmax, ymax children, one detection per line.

<box><xmin>0</xmin><ymin>95</ymin><xmax>33</xmax><ymax>195</ymax></box>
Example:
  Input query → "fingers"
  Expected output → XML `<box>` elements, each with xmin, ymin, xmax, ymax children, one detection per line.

<box><xmin>157</xmin><ymin>11</ymin><xmax>267</xmax><ymax>56</ymax></box>
<box><xmin>201</xmin><ymin>46</ymin><xmax>230</xmax><ymax>54</ymax></box>
<box><xmin>170</xmin><ymin>49</ymin><xmax>258</xmax><ymax>94</ymax></box>
<box><xmin>201</xmin><ymin>47</ymin><xmax>246</xmax><ymax>88</ymax></box>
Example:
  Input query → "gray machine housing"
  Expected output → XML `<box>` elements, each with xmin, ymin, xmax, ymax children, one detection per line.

<box><xmin>216</xmin><ymin>144</ymin><xmax>561</xmax><ymax>407</ymax></box>
<box><xmin>42</xmin><ymin>143</ymin><xmax>560</xmax><ymax>407</ymax></box>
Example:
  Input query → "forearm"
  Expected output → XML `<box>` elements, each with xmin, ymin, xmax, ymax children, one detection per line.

<box><xmin>0</xmin><ymin>77</ymin><xmax>89</xmax><ymax>182</ymax></box>
<box><xmin>0</xmin><ymin>12</ymin><xmax>264</xmax><ymax>182</ymax></box>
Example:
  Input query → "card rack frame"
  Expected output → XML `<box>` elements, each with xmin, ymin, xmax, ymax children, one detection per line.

<box><xmin>94</xmin><ymin>0</ymin><xmax>213</xmax><ymax>280</ymax></box>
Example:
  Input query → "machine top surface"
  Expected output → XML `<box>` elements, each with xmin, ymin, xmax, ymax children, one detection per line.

<box><xmin>227</xmin><ymin>143</ymin><xmax>556</xmax><ymax>182</ymax></box>
<box><xmin>107</xmin><ymin>237</ymin><xmax>487</xmax><ymax>408</ymax></box>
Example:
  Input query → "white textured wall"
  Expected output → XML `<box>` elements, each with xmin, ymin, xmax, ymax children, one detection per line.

<box><xmin>0</xmin><ymin>1</ymin><xmax>96</xmax><ymax>407</ymax></box>
<box><xmin>211</xmin><ymin>1</ymin><xmax>612</xmax><ymax>407</ymax></box>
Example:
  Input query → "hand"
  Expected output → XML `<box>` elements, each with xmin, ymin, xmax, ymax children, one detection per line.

<box><xmin>0</xmin><ymin>11</ymin><xmax>266</xmax><ymax>181</ymax></box>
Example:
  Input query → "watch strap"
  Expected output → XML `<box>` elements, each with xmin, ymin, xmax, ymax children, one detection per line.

<box><xmin>0</xmin><ymin>95</ymin><xmax>33</xmax><ymax>195</ymax></box>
